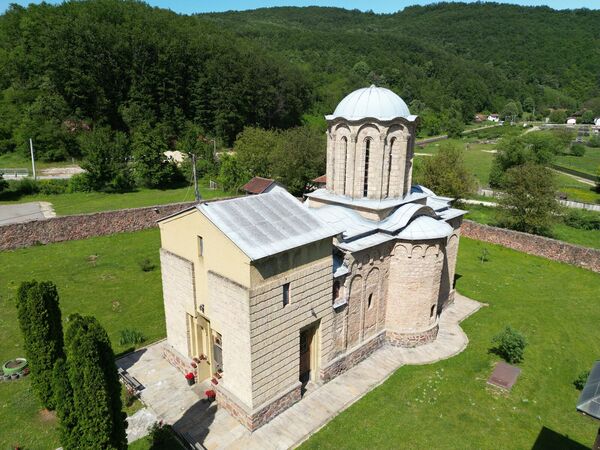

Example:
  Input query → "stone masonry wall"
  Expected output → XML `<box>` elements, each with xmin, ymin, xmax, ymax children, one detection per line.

<box><xmin>248</xmin><ymin>257</ymin><xmax>333</xmax><ymax>408</ymax></box>
<box><xmin>0</xmin><ymin>201</ymin><xmax>197</xmax><ymax>250</ymax></box>
<box><xmin>461</xmin><ymin>220</ymin><xmax>600</xmax><ymax>273</ymax></box>
<box><xmin>160</xmin><ymin>249</ymin><xmax>196</xmax><ymax>357</ymax></box>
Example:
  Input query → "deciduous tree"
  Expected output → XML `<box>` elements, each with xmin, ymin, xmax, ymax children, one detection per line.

<box><xmin>497</xmin><ymin>163</ymin><xmax>558</xmax><ymax>235</ymax></box>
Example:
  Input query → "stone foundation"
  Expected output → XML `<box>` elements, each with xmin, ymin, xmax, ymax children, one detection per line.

<box><xmin>217</xmin><ymin>382</ymin><xmax>302</xmax><ymax>431</ymax></box>
<box><xmin>386</xmin><ymin>323</ymin><xmax>439</xmax><ymax>348</ymax></box>
<box><xmin>161</xmin><ymin>343</ymin><xmax>198</xmax><ymax>380</ymax></box>
<box><xmin>320</xmin><ymin>331</ymin><xmax>385</xmax><ymax>382</ymax></box>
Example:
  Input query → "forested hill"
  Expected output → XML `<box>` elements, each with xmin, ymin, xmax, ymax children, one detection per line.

<box><xmin>206</xmin><ymin>3</ymin><xmax>600</xmax><ymax>116</ymax></box>
<box><xmin>0</xmin><ymin>1</ymin><xmax>599</xmax><ymax>161</ymax></box>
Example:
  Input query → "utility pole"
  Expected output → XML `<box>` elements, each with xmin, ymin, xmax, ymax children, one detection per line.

<box><xmin>190</xmin><ymin>152</ymin><xmax>201</xmax><ymax>203</ymax></box>
<box><xmin>29</xmin><ymin>138</ymin><xmax>36</xmax><ymax>180</ymax></box>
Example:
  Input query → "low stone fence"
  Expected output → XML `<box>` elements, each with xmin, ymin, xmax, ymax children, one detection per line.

<box><xmin>0</xmin><ymin>201</ymin><xmax>197</xmax><ymax>251</ymax></box>
<box><xmin>461</xmin><ymin>220</ymin><xmax>600</xmax><ymax>273</ymax></box>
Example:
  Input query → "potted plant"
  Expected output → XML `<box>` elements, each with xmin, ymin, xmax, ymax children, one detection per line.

<box><xmin>205</xmin><ymin>389</ymin><xmax>216</xmax><ymax>402</ymax></box>
<box><xmin>185</xmin><ymin>372</ymin><xmax>195</xmax><ymax>386</ymax></box>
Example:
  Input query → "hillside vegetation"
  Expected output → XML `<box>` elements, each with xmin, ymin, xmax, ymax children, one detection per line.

<box><xmin>0</xmin><ymin>1</ymin><xmax>599</xmax><ymax>162</ymax></box>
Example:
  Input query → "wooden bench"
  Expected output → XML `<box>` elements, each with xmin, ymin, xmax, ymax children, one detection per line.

<box><xmin>118</xmin><ymin>367</ymin><xmax>144</xmax><ymax>393</ymax></box>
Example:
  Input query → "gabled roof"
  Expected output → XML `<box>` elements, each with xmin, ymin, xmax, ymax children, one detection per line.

<box><xmin>241</xmin><ymin>177</ymin><xmax>276</xmax><ymax>195</ymax></box>
<box><xmin>313</xmin><ymin>175</ymin><xmax>327</xmax><ymax>184</ymax></box>
<box><xmin>577</xmin><ymin>361</ymin><xmax>600</xmax><ymax>421</ymax></box>
<box><xmin>197</xmin><ymin>187</ymin><xmax>339</xmax><ymax>261</ymax></box>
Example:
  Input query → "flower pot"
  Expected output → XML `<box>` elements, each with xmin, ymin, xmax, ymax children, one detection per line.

<box><xmin>186</xmin><ymin>378</ymin><xmax>195</xmax><ymax>386</ymax></box>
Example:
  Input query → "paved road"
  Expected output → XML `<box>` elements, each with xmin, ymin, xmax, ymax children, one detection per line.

<box><xmin>0</xmin><ymin>202</ymin><xmax>55</xmax><ymax>225</ymax></box>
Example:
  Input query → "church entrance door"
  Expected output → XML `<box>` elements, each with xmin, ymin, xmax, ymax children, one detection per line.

<box><xmin>299</xmin><ymin>323</ymin><xmax>318</xmax><ymax>384</ymax></box>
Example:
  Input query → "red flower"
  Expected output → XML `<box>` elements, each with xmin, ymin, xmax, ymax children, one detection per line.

<box><xmin>185</xmin><ymin>372</ymin><xmax>195</xmax><ymax>380</ymax></box>
<box><xmin>205</xmin><ymin>389</ymin><xmax>216</xmax><ymax>399</ymax></box>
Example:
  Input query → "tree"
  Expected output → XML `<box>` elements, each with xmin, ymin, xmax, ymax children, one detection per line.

<box><xmin>489</xmin><ymin>132</ymin><xmax>559</xmax><ymax>187</ymax></box>
<box><xmin>523</xmin><ymin>97</ymin><xmax>535</xmax><ymax>114</ymax></box>
<box><xmin>271</xmin><ymin>126</ymin><xmax>326</xmax><ymax>195</ymax></box>
<box><xmin>78</xmin><ymin>127</ymin><xmax>134</xmax><ymax>192</ymax></box>
<box><xmin>501</xmin><ymin>100</ymin><xmax>521</xmax><ymax>121</ymax></box>
<box><xmin>218</xmin><ymin>153</ymin><xmax>248</xmax><ymax>193</ymax></box>
<box><xmin>581</xmin><ymin>110</ymin><xmax>595</xmax><ymax>124</ymax></box>
<box><xmin>497</xmin><ymin>163</ymin><xmax>558</xmax><ymax>235</ymax></box>
<box><xmin>417</xmin><ymin>142</ymin><xmax>474</xmax><ymax>198</ymax></box>
<box><xmin>234</xmin><ymin>127</ymin><xmax>280</xmax><ymax>178</ymax></box>
<box><xmin>16</xmin><ymin>281</ymin><xmax>64</xmax><ymax>409</ymax></box>
<box><xmin>54</xmin><ymin>314</ymin><xmax>127</xmax><ymax>450</ymax></box>
<box><xmin>132</xmin><ymin>125</ymin><xmax>182</xmax><ymax>188</ymax></box>
<box><xmin>548</xmin><ymin>109</ymin><xmax>567</xmax><ymax>124</ymax></box>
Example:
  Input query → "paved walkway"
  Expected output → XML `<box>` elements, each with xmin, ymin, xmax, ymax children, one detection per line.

<box><xmin>0</xmin><ymin>201</ymin><xmax>55</xmax><ymax>225</ymax></box>
<box><xmin>118</xmin><ymin>293</ymin><xmax>483</xmax><ymax>449</ymax></box>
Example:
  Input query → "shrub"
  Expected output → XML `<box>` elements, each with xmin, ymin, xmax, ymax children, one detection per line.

<box><xmin>38</xmin><ymin>179</ymin><xmax>69</xmax><ymax>195</ymax></box>
<box><xmin>573</xmin><ymin>370</ymin><xmax>590</xmax><ymax>391</ymax></box>
<box><xmin>138</xmin><ymin>258</ymin><xmax>156</xmax><ymax>272</ymax></box>
<box><xmin>587</xmin><ymin>135</ymin><xmax>600</xmax><ymax>148</ymax></box>
<box><xmin>16</xmin><ymin>280</ymin><xmax>64</xmax><ymax>409</ymax></box>
<box><xmin>491</xmin><ymin>326</ymin><xmax>527</xmax><ymax>364</ymax></box>
<box><xmin>571</xmin><ymin>144</ymin><xmax>586</xmax><ymax>157</ymax></box>
<box><xmin>563</xmin><ymin>209</ymin><xmax>600</xmax><ymax>230</ymax></box>
<box><xmin>68</xmin><ymin>173</ymin><xmax>93</xmax><ymax>193</ymax></box>
<box><xmin>14</xmin><ymin>177</ymin><xmax>40</xmax><ymax>195</ymax></box>
<box><xmin>119</xmin><ymin>328</ymin><xmax>146</xmax><ymax>346</ymax></box>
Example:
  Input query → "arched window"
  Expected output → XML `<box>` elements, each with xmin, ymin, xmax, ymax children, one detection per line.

<box><xmin>363</xmin><ymin>139</ymin><xmax>370</xmax><ymax>197</ymax></box>
<box><xmin>340</xmin><ymin>137</ymin><xmax>347</xmax><ymax>195</ymax></box>
<box><xmin>386</xmin><ymin>137</ymin><xmax>395</xmax><ymax>198</ymax></box>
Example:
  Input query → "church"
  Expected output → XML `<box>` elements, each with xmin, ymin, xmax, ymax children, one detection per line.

<box><xmin>157</xmin><ymin>85</ymin><xmax>466</xmax><ymax>430</ymax></box>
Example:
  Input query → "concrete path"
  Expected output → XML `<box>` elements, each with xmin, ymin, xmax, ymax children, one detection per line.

<box><xmin>118</xmin><ymin>294</ymin><xmax>483</xmax><ymax>449</ymax></box>
<box><xmin>0</xmin><ymin>201</ymin><xmax>55</xmax><ymax>225</ymax></box>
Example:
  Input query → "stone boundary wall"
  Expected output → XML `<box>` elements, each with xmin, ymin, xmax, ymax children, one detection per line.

<box><xmin>461</xmin><ymin>220</ymin><xmax>600</xmax><ymax>273</ymax></box>
<box><xmin>0</xmin><ymin>201</ymin><xmax>198</xmax><ymax>251</ymax></box>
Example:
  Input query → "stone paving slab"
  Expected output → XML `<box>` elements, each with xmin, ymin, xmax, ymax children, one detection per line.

<box><xmin>118</xmin><ymin>293</ymin><xmax>482</xmax><ymax>449</ymax></box>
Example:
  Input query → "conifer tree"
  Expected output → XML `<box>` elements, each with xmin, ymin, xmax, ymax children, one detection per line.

<box><xmin>55</xmin><ymin>314</ymin><xmax>127</xmax><ymax>450</ymax></box>
<box><xmin>16</xmin><ymin>280</ymin><xmax>64</xmax><ymax>409</ymax></box>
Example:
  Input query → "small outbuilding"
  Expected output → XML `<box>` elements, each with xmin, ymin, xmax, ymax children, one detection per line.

<box><xmin>241</xmin><ymin>176</ymin><xmax>281</xmax><ymax>195</ymax></box>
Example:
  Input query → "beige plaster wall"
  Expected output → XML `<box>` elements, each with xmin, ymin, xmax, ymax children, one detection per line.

<box><xmin>159</xmin><ymin>209</ymin><xmax>251</xmax><ymax>326</ymax></box>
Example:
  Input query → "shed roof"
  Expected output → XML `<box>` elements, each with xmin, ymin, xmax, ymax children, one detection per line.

<box><xmin>197</xmin><ymin>187</ymin><xmax>339</xmax><ymax>261</ymax></box>
<box><xmin>241</xmin><ymin>176</ymin><xmax>276</xmax><ymax>195</ymax></box>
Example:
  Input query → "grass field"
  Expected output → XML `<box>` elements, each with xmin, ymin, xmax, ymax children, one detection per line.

<box><xmin>464</xmin><ymin>203</ymin><xmax>600</xmax><ymax>249</ymax></box>
<box><xmin>0</xmin><ymin>185</ymin><xmax>229</xmax><ymax>215</ymax></box>
<box><xmin>415</xmin><ymin>138</ymin><xmax>600</xmax><ymax>204</ymax></box>
<box><xmin>555</xmin><ymin>147</ymin><xmax>600</xmax><ymax>177</ymax></box>
<box><xmin>0</xmin><ymin>152</ymin><xmax>80</xmax><ymax>171</ymax></box>
<box><xmin>0</xmin><ymin>229</ymin><xmax>163</xmax><ymax>449</ymax></box>
<box><xmin>1</xmin><ymin>228</ymin><xmax>598</xmax><ymax>448</ymax></box>
<box><xmin>302</xmin><ymin>238</ymin><xmax>600</xmax><ymax>450</ymax></box>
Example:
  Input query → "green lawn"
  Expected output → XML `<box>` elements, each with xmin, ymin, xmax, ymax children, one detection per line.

<box><xmin>555</xmin><ymin>147</ymin><xmax>600</xmax><ymax>177</ymax></box>
<box><xmin>0</xmin><ymin>185</ymin><xmax>229</xmax><ymax>215</ymax></box>
<box><xmin>0</xmin><ymin>152</ymin><xmax>80</xmax><ymax>171</ymax></box>
<box><xmin>0</xmin><ymin>229</ymin><xmax>163</xmax><ymax>449</ymax></box>
<box><xmin>464</xmin><ymin>203</ymin><xmax>600</xmax><ymax>249</ymax></box>
<box><xmin>415</xmin><ymin>137</ymin><xmax>600</xmax><ymax>204</ymax></box>
<box><xmin>302</xmin><ymin>237</ymin><xmax>600</xmax><ymax>449</ymax></box>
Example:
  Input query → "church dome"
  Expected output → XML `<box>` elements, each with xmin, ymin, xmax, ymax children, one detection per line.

<box><xmin>326</xmin><ymin>85</ymin><xmax>411</xmax><ymax>121</ymax></box>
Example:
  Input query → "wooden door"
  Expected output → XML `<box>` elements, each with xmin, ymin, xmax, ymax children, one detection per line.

<box><xmin>299</xmin><ymin>328</ymin><xmax>313</xmax><ymax>383</ymax></box>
